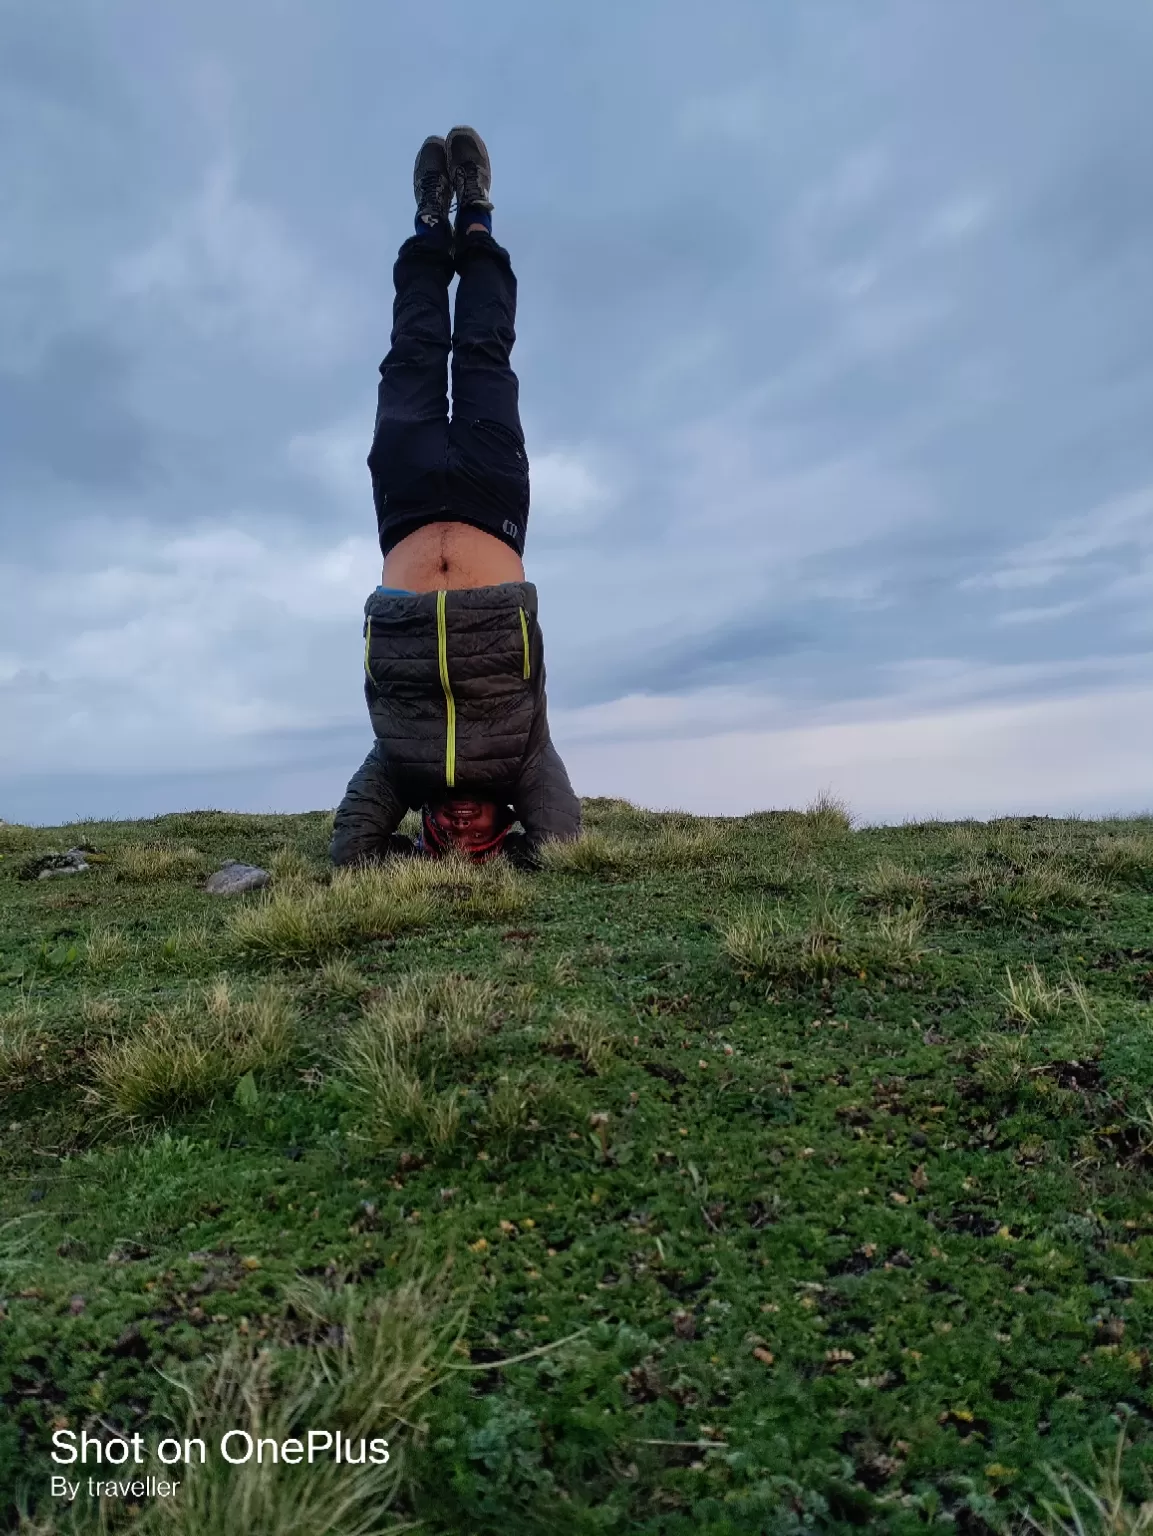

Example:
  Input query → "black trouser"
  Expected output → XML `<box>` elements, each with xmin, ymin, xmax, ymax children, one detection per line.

<box><xmin>368</xmin><ymin>224</ymin><xmax>530</xmax><ymax>560</ymax></box>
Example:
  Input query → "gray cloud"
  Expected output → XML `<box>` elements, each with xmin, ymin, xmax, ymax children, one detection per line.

<box><xmin>558</xmin><ymin>616</ymin><xmax>816</xmax><ymax>707</ymax></box>
<box><xmin>0</xmin><ymin>331</ymin><xmax>153</xmax><ymax>492</ymax></box>
<box><xmin>2</xmin><ymin>0</ymin><xmax>1152</xmax><ymax>822</ymax></box>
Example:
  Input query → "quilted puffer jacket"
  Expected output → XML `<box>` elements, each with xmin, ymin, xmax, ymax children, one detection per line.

<box><xmin>331</xmin><ymin>582</ymin><xmax>580</xmax><ymax>865</ymax></box>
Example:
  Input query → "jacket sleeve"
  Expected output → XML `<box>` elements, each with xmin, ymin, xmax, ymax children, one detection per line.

<box><xmin>512</xmin><ymin>737</ymin><xmax>581</xmax><ymax>853</ymax></box>
<box><xmin>331</xmin><ymin>742</ymin><xmax>411</xmax><ymax>866</ymax></box>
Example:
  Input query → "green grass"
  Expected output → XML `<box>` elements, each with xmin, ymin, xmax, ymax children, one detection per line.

<box><xmin>87</xmin><ymin>978</ymin><xmax>297</xmax><ymax>1125</ymax></box>
<box><xmin>3</xmin><ymin>803</ymin><xmax>1153</xmax><ymax>1532</ymax></box>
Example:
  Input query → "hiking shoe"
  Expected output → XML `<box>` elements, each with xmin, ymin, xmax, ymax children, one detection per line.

<box><xmin>413</xmin><ymin>135</ymin><xmax>452</xmax><ymax>228</ymax></box>
<box><xmin>445</xmin><ymin>124</ymin><xmax>493</xmax><ymax>215</ymax></box>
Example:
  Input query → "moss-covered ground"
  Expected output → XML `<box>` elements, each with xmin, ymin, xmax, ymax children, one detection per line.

<box><xmin>2</xmin><ymin>800</ymin><xmax>1153</xmax><ymax>1533</ymax></box>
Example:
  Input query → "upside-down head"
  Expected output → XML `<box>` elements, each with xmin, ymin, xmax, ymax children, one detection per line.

<box><xmin>420</xmin><ymin>798</ymin><xmax>515</xmax><ymax>862</ymax></box>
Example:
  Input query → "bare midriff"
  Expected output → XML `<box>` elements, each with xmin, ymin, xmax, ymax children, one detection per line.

<box><xmin>381</xmin><ymin>521</ymin><xmax>525</xmax><ymax>592</ymax></box>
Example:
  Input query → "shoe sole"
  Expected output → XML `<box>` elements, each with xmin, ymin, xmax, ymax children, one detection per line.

<box><xmin>445</xmin><ymin>124</ymin><xmax>491</xmax><ymax>203</ymax></box>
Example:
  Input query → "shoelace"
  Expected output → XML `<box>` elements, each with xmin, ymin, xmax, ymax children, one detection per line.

<box><xmin>417</xmin><ymin>168</ymin><xmax>449</xmax><ymax>213</ymax></box>
<box><xmin>454</xmin><ymin>163</ymin><xmax>487</xmax><ymax>208</ymax></box>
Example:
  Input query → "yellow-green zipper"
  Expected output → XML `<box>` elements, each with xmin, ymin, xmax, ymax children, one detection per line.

<box><xmin>519</xmin><ymin>606</ymin><xmax>531</xmax><ymax>680</ymax></box>
<box><xmin>436</xmin><ymin>590</ymin><xmax>457</xmax><ymax>788</ymax></box>
<box><xmin>363</xmin><ymin>617</ymin><xmax>373</xmax><ymax>681</ymax></box>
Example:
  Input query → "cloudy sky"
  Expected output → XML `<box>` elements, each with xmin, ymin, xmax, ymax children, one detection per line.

<box><xmin>2</xmin><ymin>0</ymin><xmax>1151</xmax><ymax>826</ymax></box>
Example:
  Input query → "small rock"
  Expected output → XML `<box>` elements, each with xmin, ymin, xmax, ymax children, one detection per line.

<box><xmin>29</xmin><ymin>848</ymin><xmax>90</xmax><ymax>880</ymax></box>
<box><xmin>204</xmin><ymin>861</ymin><xmax>270</xmax><ymax>896</ymax></box>
<box><xmin>69</xmin><ymin>1295</ymin><xmax>86</xmax><ymax>1315</ymax></box>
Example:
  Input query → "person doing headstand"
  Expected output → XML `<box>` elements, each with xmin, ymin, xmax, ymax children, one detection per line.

<box><xmin>331</xmin><ymin>127</ymin><xmax>580</xmax><ymax>866</ymax></box>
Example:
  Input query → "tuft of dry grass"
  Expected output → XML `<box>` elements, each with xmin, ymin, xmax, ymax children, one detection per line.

<box><xmin>723</xmin><ymin>890</ymin><xmax>924</xmax><ymax>984</ymax></box>
<box><xmin>230</xmin><ymin>883</ymin><xmax>349</xmax><ymax>961</ymax></box>
<box><xmin>998</xmin><ymin>963</ymin><xmax>1068</xmax><ymax>1028</ymax></box>
<box><xmin>722</xmin><ymin>903</ymin><xmax>788</xmax><ymax>976</ymax></box>
<box><xmin>797</xmin><ymin>888</ymin><xmax>854</xmax><ymax>980</ymax></box>
<box><xmin>945</xmin><ymin>821</ymin><xmax>983</xmax><ymax>855</ymax></box>
<box><xmin>548</xmin><ymin>1007</ymin><xmax>616</xmax><ymax>1073</ymax></box>
<box><xmin>129</xmin><ymin>1266</ymin><xmax>464</xmax><ymax>1536</ymax></box>
<box><xmin>340</xmin><ymin>1044</ymin><xmax>463</xmax><ymax>1150</ymax></box>
<box><xmin>974</xmin><ymin>967</ymin><xmax>1101</xmax><ymax>1094</ymax></box>
<box><xmin>972</xmin><ymin>1032</ymin><xmax>1038</xmax><ymax>1094</ymax></box>
<box><xmin>1022</xmin><ymin>965</ymin><xmax>1095</xmax><ymax>1032</ymax></box>
<box><xmin>803</xmin><ymin>790</ymin><xmax>854</xmax><ymax>835</ymax></box>
<box><xmin>84</xmin><ymin>926</ymin><xmax>135</xmax><ymax>971</ymax></box>
<box><xmin>1091</xmin><ymin>832</ymin><xmax>1153</xmax><ymax>887</ymax></box>
<box><xmin>339</xmin><ymin>972</ymin><xmax>576</xmax><ymax>1153</ymax></box>
<box><xmin>944</xmin><ymin>820</ymin><xmax>1062</xmax><ymax>866</ymax></box>
<box><xmin>0</xmin><ymin>819</ymin><xmax>38</xmax><ymax>854</ymax></box>
<box><xmin>115</xmin><ymin>842</ymin><xmax>206</xmax><ymax>882</ymax></box>
<box><xmin>648</xmin><ymin>819</ymin><xmax>725</xmax><ymax>869</ymax></box>
<box><xmin>318</xmin><ymin>956</ymin><xmax>368</xmax><ymax>1000</ymax></box>
<box><xmin>577</xmin><ymin>797</ymin><xmax>658</xmax><ymax>838</ymax></box>
<box><xmin>0</xmin><ymin>1008</ymin><xmax>46</xmax><ymax>1090</ymax></box>
<box><xmin>1024</xmin><ymin>1428</ymin><xmax>1153</xmax><ymax>1535</ymax></box>
<box><xmin>538</xmin><ymin>831</ymin><xmax>630</xmax><ymax>876</ymax></box>
<box><xmin>89</xmin><ymin>979</ymin><xmax>295</xmax><ymax>1123</ymax></box>
<box><xmin>551</xmin><ymin>953</ymin><xmax>578</xmax><ymax>987</ymax></box>
<box><xmin>504</xmin><ymin>981</ymin><xmax>538</xmax><ymax>1025</ymax></box>
<box><xmin>360</xmin><ymin>972</ymin><xmax>502</xmax><ymax>1061</ymax></box>
<box><xmin>540</xmin><ymin>815</ymin><xmax>727</xmax><ymax>876</ymax></box>
<box><xmin>339</xmin><ymin>973</ymin><xmax>502</xmax><ymax>1148</ymax></box>
<box><xmin>484</xmin><ymin>1068</ymin><xmax>571</xmax><ymax>1146</ymax></box>
<box><xmin>229</xmin><ymin>853</ymin><xmax>528</xmax><ymax>961</ymax></box>
<box><xmin>382</xmin><ymin>851</ymin><xmax>528</xmax><ymax>920</ymax></box>
<box><xmin>862</xmin><ymin>903</ymin><xmax>927</xmax><ymax>972</ymax></box>
<box><xmin>860</xmin><ymin>857</ymin><xmax>931</xmax><ymax>906</ymax></box>
<box><xmin>934</xmin><ymin>854</ymin><xmax>1105</xmax><ymax>922</ymax></box>
<box><xmin>1000</xmin><ymin>864</ymin><xmax>1104</xmax><ymax>916</ymax></box>
<box><xmin>268</xmin><ymin>846</ymin><xmax>325</xmax><ymax>884</ymax></box>
<box><xmin>230</xmin><ymin>864</ymin><xmax>435</xmax><ymax>961</ymax></box>
<box><xmin>78</xmin><ymin>994</ymin><xmax>122</xmax><ymax>1029</ymax></box>
<box><xmin>724</xmin><ymin>888</ymin><xmax>857</xmax><ymax>984</ymax></box>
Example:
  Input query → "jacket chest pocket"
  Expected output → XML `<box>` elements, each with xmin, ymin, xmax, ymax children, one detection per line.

<box><xmin>364</xmin><ymin>618</ymin><xmax>441</xmax><ymax>699</ymax></box>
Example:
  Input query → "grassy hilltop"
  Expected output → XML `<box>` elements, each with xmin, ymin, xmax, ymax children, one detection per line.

<box><xmin>2</xmin><ymin>799</ymin><xmax>1153</xmax><ymax>1534</ymax></box>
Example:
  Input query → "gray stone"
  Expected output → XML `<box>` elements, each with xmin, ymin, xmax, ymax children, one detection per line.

<box><xmin>36</xmin><ymin>849</ymin><xmax>89</xmax><ymax>879</ymax></box>
<box><xmin>204</xmin><ymin>861</ymin><xmax>271</xmax><ymax>896</ymax></box>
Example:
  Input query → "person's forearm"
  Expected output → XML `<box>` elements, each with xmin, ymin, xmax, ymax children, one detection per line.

<box><xmin>331</xmin><ymin>746</ymin><xmax>408</xmax><ymax>865</ymax></box>
<box><xmin>514</xmin><ymin>738</ymin><xmax>581</xmax><ymax>848</ymax></box>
